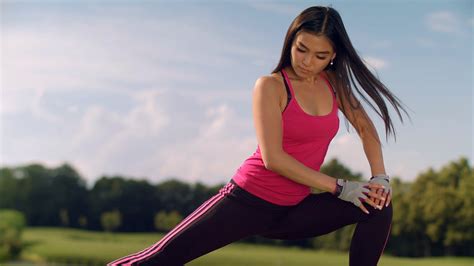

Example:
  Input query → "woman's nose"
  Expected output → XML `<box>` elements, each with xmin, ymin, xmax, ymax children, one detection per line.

<box><xmin>302</xmin><ymin>56</ymin><xmax>312</xmax><ymax>66</ymax></box>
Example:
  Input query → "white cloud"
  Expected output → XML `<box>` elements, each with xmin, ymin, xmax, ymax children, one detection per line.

<box><xmin>425</xmin><ymin>11</ymin><xmax>462</xmax><ymax>34</ymax></box>
<box><xmin>1</xmin><ymin>11</ymin><xmax>266</xmax><ymax>115</ymax></box>
<box><xmin>363</xmin><ymin>56</ymin><xmax>389</xmax><ymax>71</ymax></box>
<box><xmin>0</xmin><ymin>84</ymin><xmax>61</xmax><ymax>121</ymax></box>
<box><xmin>150</xmin><ymin>101</ymin><xmax>256</xmax><ymax>185</ymax></box>
<box><xmin>30</xmin><ymin>87</ymin><xmax>62</xmax><ymax>123</ymax></box>
<box><xmin>66</xmin><ymin>89</ymin><xmax>170</xmax><ymax>178</ymax></box>
<box><xmin>147</xmin><ymin>106</ymin><xmax>254</xmax><ymax>184</ymax></box>
<box><xmin>55</xmin><ymin>86</ymin><xmax>256</xmax><ymax>185</ymax></box>
<box><xmin>1</xmin><ymin>5</ymin><xmax>267</xmax><ymax>185</ymax></box>
<box><xmin>2</xmin><ymin>22</ymin><xmax>208</xmax><ymax>95</ymax></box>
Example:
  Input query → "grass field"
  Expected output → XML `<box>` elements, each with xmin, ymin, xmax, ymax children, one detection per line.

<box><xmin>7</xmin><ymin>227</ymin><xmax>473</xmax><ymax>265</ymax></box>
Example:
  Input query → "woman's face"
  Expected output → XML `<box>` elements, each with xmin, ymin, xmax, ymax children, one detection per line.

<box><xmin>290</xmin><ymin>31</ymin><xmax>336</xmax><ymax>78</ymax></box>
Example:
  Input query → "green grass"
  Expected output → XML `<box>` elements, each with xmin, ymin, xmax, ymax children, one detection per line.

<box><xmin>7</xmin><ymin>227</ymin><xmax>473</xmax><ymax>265</ymax></box>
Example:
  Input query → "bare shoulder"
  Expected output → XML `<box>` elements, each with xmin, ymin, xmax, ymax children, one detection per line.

<box><xmin>254</xmin><ymin>74</ymin><xmax>283</xmax><ymax>92</ymax></box>
<box><xmin>253</xmin><ymin>74</ymin><xmax>286</xmax><ymax>111</ymax></box>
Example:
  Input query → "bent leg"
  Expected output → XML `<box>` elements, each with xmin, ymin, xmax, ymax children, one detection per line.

<box><xmin>260</xmin><ymin>192</ymin><xmax>392</xmax><ymax>266</ymax></box>
<box><xmin>108</xmin><ymin>182</ymin><xmax>283</xmax><ymax>266</ymax></box>
<box><xmin>349</xmin><ymin>202</ymin><xmax>392</xmax><ymax>266</ymax></box>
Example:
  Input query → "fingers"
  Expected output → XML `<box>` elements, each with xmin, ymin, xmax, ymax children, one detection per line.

<box><xmin>364</xmin><ymin>196</ymin><xmax>382</xmax><ymax>210</ymax></box>
<box><xmin>356</xmin><ymin>181</ymin><xmax>390</xmax><ymax>213</ymax></box>
<box><xmin>368</xmin><ymin>188</ymin><xmax>386</xmax><ymax>201</ymax></box>
<box><xmin>370</xmin><ymin>187</ymin><xmax>380</xmax><ymax>207</ymax></box>
<box><xmin>367</xmin><ymin>183</ymin><xmax>385</xmax><ymax>190</ymax></box>
<box><xmin>377</xmin><ymin>188</ymin><xmax>386</xmax><ymax>207</ymax></box>
<box><xmin>370</xmin><ymin>191</ymin><xmax>390</xmax><ymax>209</ymax></box>
<box><xmin>385</xmin><ymin>191</ymin><xmax>392</xmax><ymax>207</ymax></box>
<box><xmin>356</xmin><ymin>196</ymin><xmax>370</xmax><ymax>214</ymax></box>
<box><xmin>366</xmin><ymin>189</ymin><xmax>386</xmax><ymax>210</ymax></box>
<box><xmin>359</xmin><ymin>202</ymin><xmax>370</xmax><ymax>214</ymax></box>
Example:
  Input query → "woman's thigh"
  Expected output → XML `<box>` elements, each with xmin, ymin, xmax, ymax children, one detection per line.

<box><xmin>259</xmin><ymin>192</ymin><xmax>373</xmax><ymax>240</ymax></box>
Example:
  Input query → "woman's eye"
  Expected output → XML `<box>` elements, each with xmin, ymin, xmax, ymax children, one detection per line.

<box><xmin>297</xmin><ymin>47</ymin><xmax>326</xmax><ymax>60</ymax></box>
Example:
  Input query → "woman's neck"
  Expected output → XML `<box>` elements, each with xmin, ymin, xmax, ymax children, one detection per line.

<box><xmin>284</xmin><ymin>67</ymin><xmax>320</xmax><ymax>85</ymax></box>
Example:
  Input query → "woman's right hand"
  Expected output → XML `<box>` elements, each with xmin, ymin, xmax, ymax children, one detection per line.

<box><xmin>336</xmin><ymin>179</ymin><xmax>386</xmax><ymax>214</ymax></box>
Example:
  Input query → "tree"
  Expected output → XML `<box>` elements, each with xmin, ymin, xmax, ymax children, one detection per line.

<box><xmin>78</xmin><ymin>215</ymin><xmax>88</xmax><ymax>229</ymax></box>
<box><xmin>101</xmin><ymin>210</ymin><xmax>122</xmax><ymax>232</ymax></box>
<box><xmin>154</xmin><ymin>210</ymin><xmax>183</xmax><ymax>232</ymax></box>
<box><xmin>156</xmin><ymin>179</ymin><xmax>193</xmax><ymax>214</ymax></box>
<box><xmin>6</xmin><ymin>163</ymin><xmax>88</xmax><ymax>228</ymax></box>
<box><xmin>50</xmin><ymin>164</ymin><xmax>88</xmax><ymax>228</ymax></box>
<box><xmin>0</xmin><ymin>168</ymin><xmax>20</xmax><ymax>209</ymax></box>
<box><xmin>391</xmin><ymin>157</ymin><xmax>474</xmax><ymax>256</ymax></box>
<box><xmin>88</xmin><ymin>176</ymin><xmax>158</xmax><ymax>231</ymax></box>
<box><xmin>386</xmin><ymin>177</ymin><xmax>413</xmax><ymax>256</ymax></box>
<box><xmin>0</xmin><ymin>209</ymin><xmax>26</xmax><ymax>261</ymax></box>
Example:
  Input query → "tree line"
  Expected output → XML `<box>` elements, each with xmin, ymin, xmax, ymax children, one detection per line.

<box><xmin>0</xmin><ymin>157</ymin><xmax>472</xmax><ymax>257</ymax></box>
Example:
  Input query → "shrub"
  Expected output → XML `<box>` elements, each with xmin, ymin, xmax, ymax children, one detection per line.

<box><xmin>0</xmin><ymin>209</ymin><xmax>26</xmax><ymax>261</ymax></box>
<box><xmin>101</xmin><ymin>210</ymin><xmax>122</xmax><ymax>232</ymax></box>
<box><xmin>154</xmin><ymin>210</ymin><xmax>182</xmax><ymax>232</ymax></box>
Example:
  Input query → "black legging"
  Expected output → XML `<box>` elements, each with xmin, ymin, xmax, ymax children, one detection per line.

<box><xmin>108</xmin><ymin>179</ymin><xmax>392</xmax><ymax>266</ymax></box>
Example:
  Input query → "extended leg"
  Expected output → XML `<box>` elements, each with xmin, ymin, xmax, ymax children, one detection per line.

<box><xmin>108</xmin><ymin>182</ymin><xmax>281</xmax><ymax>266</ymax></box>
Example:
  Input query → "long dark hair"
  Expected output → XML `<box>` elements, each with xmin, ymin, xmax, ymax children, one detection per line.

<box><xmin>272</xmin><ymin>6</ymin><xmax>411</xmax><ymax>142</ymax></box>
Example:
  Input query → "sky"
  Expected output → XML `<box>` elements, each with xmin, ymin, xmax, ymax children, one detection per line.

<box><xmin>1</xmin><ymin>0</ymin><xmax>472</xmax><ymax>187</ymax></box>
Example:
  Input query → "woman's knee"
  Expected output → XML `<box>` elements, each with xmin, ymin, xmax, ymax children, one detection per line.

<box><xmin>369</xmin><ymin>202</ymin><xmax>393</xmax><ymax>224</ymax></box>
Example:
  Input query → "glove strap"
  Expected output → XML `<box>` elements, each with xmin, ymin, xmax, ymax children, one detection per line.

<box><xmin>333</xmin><ymin>179</ymin><xmax>345</xmax><ymax>197</ymax></box>
<box><xmin>370</xmin><ymin>174</ymin><xmax>390</xmax><ymax>182</ymax></box>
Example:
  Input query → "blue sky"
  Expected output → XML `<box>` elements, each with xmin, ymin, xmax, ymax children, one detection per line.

<box><xmin>1</xmin><ymin>0</ymin><xmax>472</xmax><ymax>186</ymax></box>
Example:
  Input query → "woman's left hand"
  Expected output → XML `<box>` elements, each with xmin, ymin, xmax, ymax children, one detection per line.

<box><xmin>369</xmin><ymin>175</ymin><xmax>392</xmax><ymax>208</ymax></box>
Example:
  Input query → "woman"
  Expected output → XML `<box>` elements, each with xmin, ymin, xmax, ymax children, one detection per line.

<box><xmin>109</xmin><ymin>5</ymin><xmax>409</xmax><ymax>266</ymax></box>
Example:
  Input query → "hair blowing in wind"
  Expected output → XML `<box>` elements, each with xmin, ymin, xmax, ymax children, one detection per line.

<box><xmin>272</xmin><ymin>6</ymin><xmax>412</xmax><ymax>142</ymax></box>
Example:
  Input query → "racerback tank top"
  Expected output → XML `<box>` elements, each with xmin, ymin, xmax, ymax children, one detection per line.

<box><xmin>231</xmin><ymin>69</ymin><xmax>340</xmax><ymax>206</ymax></box>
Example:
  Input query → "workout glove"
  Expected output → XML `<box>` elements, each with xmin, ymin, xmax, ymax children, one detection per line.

<box><xmin>335</xmin><ymin>179</ymin><xmax>371</xmax><ymax>207</ymax></box>
<box><xmin>369</xmin><ymin>174</ymin><xmax>391</xmax><ymax>196</ymax></box>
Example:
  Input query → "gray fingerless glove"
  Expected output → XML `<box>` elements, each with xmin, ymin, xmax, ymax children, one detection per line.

<box><xmin>369</xmin><ymin>174</ymin><xmax>391</xmax><ymax>196</ymax></box>
<box><xmin>334</xmin><ymin>179</ymin><xmax>371</xmax><ymax>207</ymax></box>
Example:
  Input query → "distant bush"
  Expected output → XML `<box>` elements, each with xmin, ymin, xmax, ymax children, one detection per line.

<box><xmin>0</xmin><ymin>209</ymin><xmax>26</xmax><ymax>261</ymax></box>
<box><xmin>101</xmin><ymin>210</ymin><xmax>122</xmax><ymax>232</ymax></box>
<box><xmin>154</xmin><ymin>210</ymin><xmax>182</xmax><ymax>232</ymax></box>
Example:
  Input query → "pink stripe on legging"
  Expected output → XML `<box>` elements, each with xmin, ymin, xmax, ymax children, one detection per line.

<box><xmin>128</xmin><ymin>183</ymin><xmax>235</xmax><ymax>265</ymax></box>
<box><xmin>376</xmin><ymin>222</ymin><xmax>392</xmax><ymax>262</ymax></box>
<box><xmin>108</xmin><ymin>182</ymin><xmax>234</xmax><ymax>266</ymax></box>
<box><xmin>108</xmin><ymin>182</ymin><xmax>235</xmax><ymax>266</ymax></box>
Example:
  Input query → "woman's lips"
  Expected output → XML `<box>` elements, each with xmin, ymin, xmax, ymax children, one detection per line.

<box><xmin>299</xmin><ymin>67</ymin><xmax>311</xmax><ymax>73</ymax></box>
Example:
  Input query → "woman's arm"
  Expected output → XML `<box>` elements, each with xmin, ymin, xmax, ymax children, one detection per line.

<box><xmin>252</xmin><ymin>76</ymin><xmax>338</xmax><ymax>193</ymax></box>
<box><xmin>332</xmin><ymin>84</ymin><xmax>390</xmax><ymax>206</ymax></box>
<box><xmin>361</xmin><ymin>124</ymin><xmax>386</xmax><ymax>176</ymax></box>
<box><xmin>335</xmin><ymin>89</ymin><xmax>386</xmax><ymax>177</ymax></box>
<box><xmin>323</xmin><ymin>71</ymin><xmax>387</xmax><ymax>177</ymax></box>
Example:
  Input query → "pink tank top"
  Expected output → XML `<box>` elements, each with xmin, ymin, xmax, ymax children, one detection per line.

<box><xmin>231</xmin><ymin>69</ymin><xmax>340</xmax><ymax>206</ymax></box>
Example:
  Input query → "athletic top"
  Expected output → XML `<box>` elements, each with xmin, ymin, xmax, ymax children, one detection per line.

<box><xmin>231</xmin><ymin>69</ymin><xmax>340</xmax><ymax>206</ymax></box>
